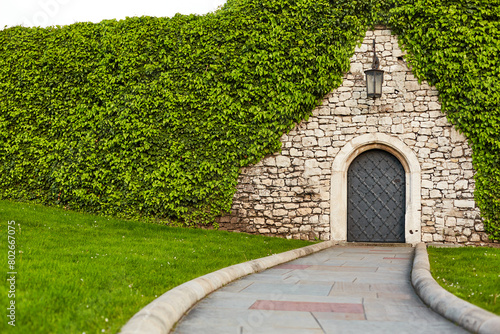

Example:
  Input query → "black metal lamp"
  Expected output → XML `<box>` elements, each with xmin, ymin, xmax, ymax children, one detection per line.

<box><xmin>364</xmin><ymin>39</ymin><xmax>384</xmax><ymax>98</ymax></box>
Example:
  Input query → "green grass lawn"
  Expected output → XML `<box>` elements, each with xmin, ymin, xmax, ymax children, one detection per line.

<box><xmin>428</xmin><ymin>246</ymin><xmax>500</xmax><ymax>315</ymax></box>
<box><xmin>0</xmin><ymin>200</ymin><xmax>313</xmax><ymax>333</ymax></box>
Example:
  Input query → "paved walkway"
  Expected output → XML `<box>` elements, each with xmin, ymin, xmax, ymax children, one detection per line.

<box><xmin>172</xmin><ymin>245</ymin><xmax>468</xmax><ymax>333</ymax></box>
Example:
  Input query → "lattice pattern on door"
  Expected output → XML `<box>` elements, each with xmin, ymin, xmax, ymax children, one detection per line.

<box><xmin>347</xmin><ymin>149</ymin><xmax>405</xmax><ymax>242</ymax></box>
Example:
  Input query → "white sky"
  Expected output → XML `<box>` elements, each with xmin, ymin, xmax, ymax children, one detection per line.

<box><xmin>0</xmin><ymin>0</ymin><xmax>227</xmax><ymax>29</ymax></box>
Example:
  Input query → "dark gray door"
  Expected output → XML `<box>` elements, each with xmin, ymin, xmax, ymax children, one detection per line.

<box><xmin>347</xmin><ymin>149</ymin><xmax>405</xmax><ymax>242</ymax></box>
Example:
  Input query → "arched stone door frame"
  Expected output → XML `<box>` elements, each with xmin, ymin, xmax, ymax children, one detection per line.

<box><xmin>330</xmin><ymin>133</ymin><xmax>421</xmax><ymax>244</ymax></box>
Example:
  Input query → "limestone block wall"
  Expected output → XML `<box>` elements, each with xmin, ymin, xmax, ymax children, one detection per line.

<box><xmin>216</xmin><ymin>27</ymin><xmax>487</xmax><ymax>244</ymax></box>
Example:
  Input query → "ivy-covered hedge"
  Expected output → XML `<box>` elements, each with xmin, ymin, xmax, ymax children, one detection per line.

<box><xmin>0</xmin><ymin>0</ymin><xmax>374</xmax><ymax>224</ymax></box>
<box><xmin>0</xmin><ymin>0</ymin><xmax>499</xmax><ymax>240</ymax></box>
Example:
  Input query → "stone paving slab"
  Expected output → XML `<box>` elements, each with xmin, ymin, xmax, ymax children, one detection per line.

<box><xmin>240</xmin><ymin>282</ymin><xmax>333</xmax><ymax>296</ymax></box>
<box><xmin>318</xmin><ymin>319</ymin><xmax>466</xmax><ymax>334</ymax></box>
<box><xmin>172</xmin><ymin>245</ymin><xmax>468</xmax><ymax>334</ymax></box>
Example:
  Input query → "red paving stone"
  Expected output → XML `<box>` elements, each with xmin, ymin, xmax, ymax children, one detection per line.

<box><xmin>308</xmin><ymin>265</ymin><xmax>377</xmax><ymax>272</ymax></box>
<box><xmin>249</xmin><ymin>300</ymin><xmax>364</xmax><ymax>314</ymax></box>
<box><xmin>274</xmin><ymin>264</ymin><xmax>311</xmax><ymax>270</ymax></box>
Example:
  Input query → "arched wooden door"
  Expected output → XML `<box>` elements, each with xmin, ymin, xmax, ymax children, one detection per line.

<box><xmin>347</xmin><ymin>149</ymin><xmax>405</xmax><ymax>242</ymax></box>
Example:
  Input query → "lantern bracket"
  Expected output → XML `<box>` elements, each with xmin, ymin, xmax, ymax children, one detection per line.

<box><xmin>371</xmin><ymin>39</ymin><xmax>380</xmax><ymax>70</ymax></box>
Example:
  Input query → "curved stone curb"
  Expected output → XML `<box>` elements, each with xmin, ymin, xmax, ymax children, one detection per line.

<box><xmin>120</xmin><ymin>240</ymin><xmax>337</xmax><ymax>334</ymax></box>
<box><xmin>412</xmin><ymin>243</ymin><xmax>500</xmax><ymax>334</ymax></box>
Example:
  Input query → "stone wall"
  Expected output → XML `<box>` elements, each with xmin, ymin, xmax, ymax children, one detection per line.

<box><xmin>216</xmin><ymin>27</ymin><xmax>488</xmax><ymax>244</ymax></box>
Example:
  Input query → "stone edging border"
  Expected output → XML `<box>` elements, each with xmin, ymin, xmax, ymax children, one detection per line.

<box><xmin>120</xmin><ymin>240</ymin><xmax>337</xmax><ymax>334</ymax></box>
<box><xmin>412</xmin><ymin>242</ymin><xmax>500</xmax><ymax>334</ymax></box>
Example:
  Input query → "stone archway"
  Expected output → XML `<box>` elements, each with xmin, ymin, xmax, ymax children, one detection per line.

<box><xmin>330</xmin><ymin>133</ymin><xmax>421</xmax><ymax>244</ymax></box>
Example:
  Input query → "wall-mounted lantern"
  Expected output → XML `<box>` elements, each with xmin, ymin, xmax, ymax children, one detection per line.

<box><xmin>364</xmin><ymin>39</ymin><xmax>384</xmax><ymax>98</ymax></box>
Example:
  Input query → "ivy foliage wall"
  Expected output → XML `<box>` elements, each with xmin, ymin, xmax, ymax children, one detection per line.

<box><xmin>0</xmin><ymin>0</ymin><xmax>499</xmax><ymax>239</ymax></box>
<box><xmin>388</xmin><ymin>0</ymin><xmax>500</xmax><ymax>240</ymax></box>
